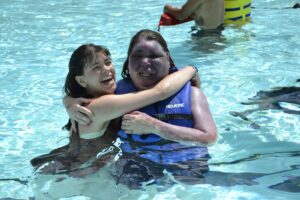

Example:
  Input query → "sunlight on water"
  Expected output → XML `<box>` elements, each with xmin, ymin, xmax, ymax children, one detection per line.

<box><xmin>0</xmin><ymin>0</ymin><xmax>300</xmax><ymax>199</ymax></box>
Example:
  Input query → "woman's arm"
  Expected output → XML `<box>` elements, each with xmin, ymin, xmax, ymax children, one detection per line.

<box><xmin>164</xmin><ymin>0</ymin><xmax>205</xmax><ymax>20</ymax></box>
<box><xmin>88</xmin><ymin>66</ymin><xmax>197</xmax><ymax>123</ymax></box>
<box><xmin>63</xmin><ymin>66</ymin><xmax>198</xmax><ymax>125</ymax></box>
<box><xmin>121</xmin><ymin>88</ymin><xmax>217</xmax><ymax>146</ymax></box>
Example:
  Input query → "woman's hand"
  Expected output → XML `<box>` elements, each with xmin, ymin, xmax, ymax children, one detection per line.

<box><xmin>63</xmin><ymin>96</ymin><xmax>94</xmax><ymax>125</ymax></box>
<box><xmin>121</xmin><ymin>111</ymin><xmax>157</xmax><ymax>134</ymax></box>
<box><xmin>190</xmin><ymin>72</ymin><xmax>201</xmax><ymax>88</ymax></box>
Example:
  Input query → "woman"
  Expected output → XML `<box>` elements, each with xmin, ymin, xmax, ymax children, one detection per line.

<box><xmin>112</xmin><ymin>29</ymin><xmax>217</xmax><ymax>188</ymax></box>
<box><xmin>31</xmin><ymin>43</ymin><xmax>197</xmax><ymax>176</ymax></box>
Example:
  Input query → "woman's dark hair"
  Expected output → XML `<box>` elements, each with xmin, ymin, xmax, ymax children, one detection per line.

<box><xmin>63</xmin><ymin>44</ymin><xmax>111</xmax><ymax>131</ymax></box>
<box><xmin>121</xmin><ymin>29</ymin><xmax>176</xmax><ymax>80</ymax></box>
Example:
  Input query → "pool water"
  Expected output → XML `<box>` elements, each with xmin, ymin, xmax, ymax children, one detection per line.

<box><xmin>0</xmin><ymin>0</ymin><xmax>299</xmax><ymax>199</ymax></box>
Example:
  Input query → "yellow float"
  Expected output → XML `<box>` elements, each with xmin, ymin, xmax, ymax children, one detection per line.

<box><xmin>224</xmin><ymin>0</ymin><xmax>252</xmax><ymax>24</ymax></box>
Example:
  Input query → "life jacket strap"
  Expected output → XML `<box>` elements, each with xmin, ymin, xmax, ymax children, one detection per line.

<box><xmin>123</xmin><ymin>136</ymin><xmax>173</xmax><ymax>146</ymax></box>
<box><xmin>154</xmin><ymin>114</ymin><xmax>193</xmax><ymax>121</ymax></box>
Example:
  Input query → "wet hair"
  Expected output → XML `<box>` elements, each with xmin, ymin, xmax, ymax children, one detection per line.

<box><xmin>121</xmin><ymin>29</ymin><xmax>176</xmax><ymax>80</ymax></box>
<box><xmin>63</xmin><ymin>44</ymin><xmax>111</xmax><ymax>131</ymax></box>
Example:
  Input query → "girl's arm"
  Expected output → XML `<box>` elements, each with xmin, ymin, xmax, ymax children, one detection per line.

<box><xmin>89</xmin><ymin>66</ymin><xmax>197</xmax><ymax>123</ymax></box>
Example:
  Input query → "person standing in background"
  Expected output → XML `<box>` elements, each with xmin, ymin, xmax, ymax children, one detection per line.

<box><xmin>164</xmin><ymin>0</ymin><xmax>224</xmax><ymax>36</ymax></box>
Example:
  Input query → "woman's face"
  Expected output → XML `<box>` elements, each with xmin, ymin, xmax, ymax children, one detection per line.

<box><xmin>76</xmin><ymin>52</ymin><xmax>116</xmax><ymax>96</ymax></box>
<box><xmin>128</xmin><ymin>39</ymin><xmax>170</xmax><ymax>90</ymax></box>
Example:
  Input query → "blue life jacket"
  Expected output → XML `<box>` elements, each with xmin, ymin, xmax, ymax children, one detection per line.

<box><xmin>116</xmin><ymin>79</ymin><xmax>209</xmax><ymax>165</ymax></box>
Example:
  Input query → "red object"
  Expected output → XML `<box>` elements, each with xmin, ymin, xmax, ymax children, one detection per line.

<box><xmin>158</xmin><ymin>13</ymin><xmax>193</xmax><ymax>31</ymax></box>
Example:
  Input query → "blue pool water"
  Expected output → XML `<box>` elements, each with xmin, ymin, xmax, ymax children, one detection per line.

<box><xmin>0</xmin><ymin>0</ymin><xmax>299</xmax><ymax>199</ymax></box>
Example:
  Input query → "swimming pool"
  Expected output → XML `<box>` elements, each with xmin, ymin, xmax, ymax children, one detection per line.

<box><xmin>0</xmin><ymin>0</ymin><xmax>299</xmax><ymax>199</ymax></box>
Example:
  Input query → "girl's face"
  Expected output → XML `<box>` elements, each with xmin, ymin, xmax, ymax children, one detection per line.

<box><xmin>128</xmin><ymin>39</ymin><xmax>170</xmax><ymax>90</ymax></box>
<box><xmin>76</xmin><ymin>52</ymin><xmax>116</xmax><ymax>96</ymax></box>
